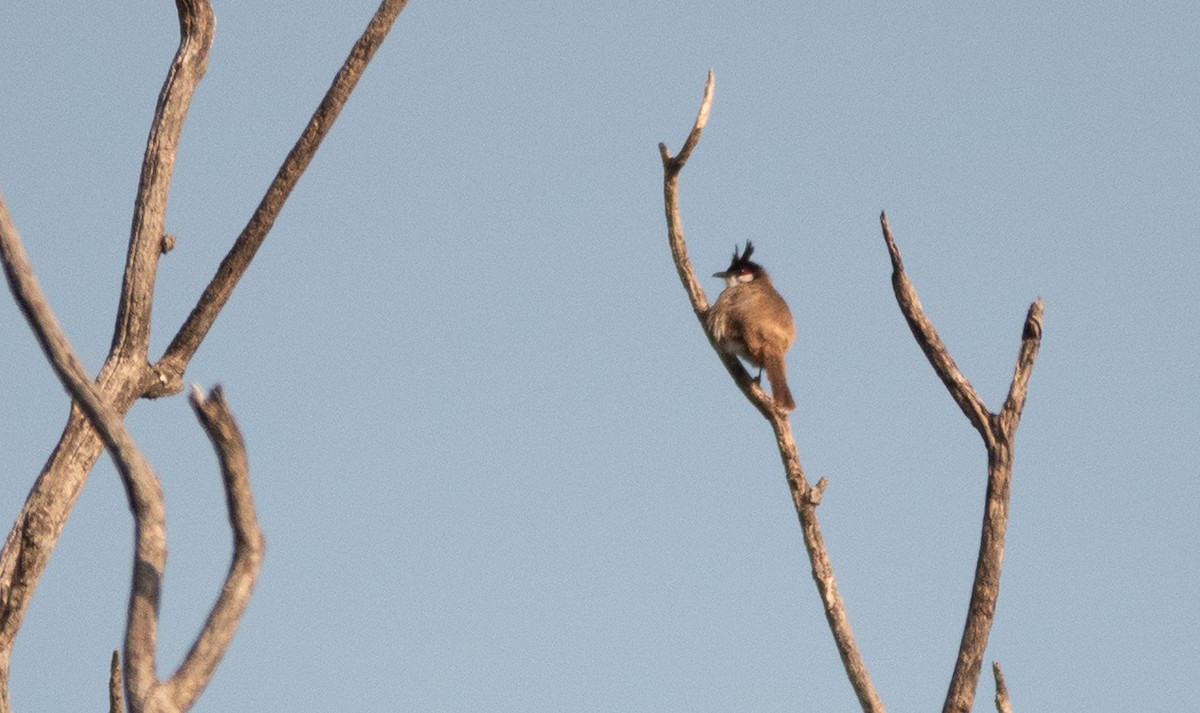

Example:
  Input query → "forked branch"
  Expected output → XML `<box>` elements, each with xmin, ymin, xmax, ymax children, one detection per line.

<box><xmin>659</xmin><ymin>72</ymin><xmax>884</xmax><ymax>713</ymax></box>
<box><xmin>156</xmin><ymin>0</ymin><xmax>412</xmax><ymax>391</ymax></box>
<box><xmin>880</xmin><ymin>212</ymin><xmax>1042</xmax><ymax>713</ymax></box>
<box><xmin>657</xmin><ymin>70</ymin><xmax>776</xmax><ymax>419</ymax></box>
<box><xmin>658</xmin><ymin>69</ymin><xmax>714</xmax><ymax>324</ymax></box>
<box><xmin>2</xmin><ymin>196</ymin><xmax>264</xmax><ymax>713</ymax></box>
<box><xmin>0</xmin><ymin>2</ymin><xmax>407</xmax><ymax>709</ymax></box>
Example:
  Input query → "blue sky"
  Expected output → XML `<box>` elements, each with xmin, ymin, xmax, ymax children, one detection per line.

<box><xmin>1</xmin><ymin>2</ymin><xmax>1197</xmax><ymax>711</ymax></box>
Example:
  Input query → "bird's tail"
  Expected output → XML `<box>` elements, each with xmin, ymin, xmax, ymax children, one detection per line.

<box><xmin>765</xmin><ymin>355</ymin><xmax>795</xmax><ymax>412</ymax></box>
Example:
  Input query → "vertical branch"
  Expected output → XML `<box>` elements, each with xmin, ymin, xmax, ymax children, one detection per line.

<box><xmin>879</xmin><ymin>213</ymin><xmax>1042</xmax><ymax>713</ymax></box>
<box><xmin>112</xmin><ymin>0</ymin><xmax>215</xmax><ymax>364</ymax></box>
<box><xmin>992</xmin><ymin>661</ymin><xmax>1012</xmax><ymax>713</ymax></box>
<box><xmin>0</xmin><ymin>6</ymin><xmax>215</xmax><ymax>704</ymax></box>
<box><xmin>999</xmin><ymin>302</ymin><xmax>1043</xmax><ymax>435</ymax></box>
<box><xmin>658</xmin><ymin>68</ymin><xmax>714</xmax><ymax>324</ymax></box>
<box><xmin>660</xmin><ymin>73</ymin><xmax>884</xmax><ymax>713</ymax></box>
<box><xmin>769</xmin><ymin>421</ymin><xmax>880</xmax><ymax>712</ymax></box>
<box><xmin>109</xmin><ymin>650</ymin><xmax>123</xmax><ymax>713</ymax></box>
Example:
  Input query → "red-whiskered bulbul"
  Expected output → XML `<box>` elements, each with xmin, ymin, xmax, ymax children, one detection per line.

<box><xmin>706</xmin><ymin>241</ymin><xmax>796</xmax><ymax>412</ymax></box>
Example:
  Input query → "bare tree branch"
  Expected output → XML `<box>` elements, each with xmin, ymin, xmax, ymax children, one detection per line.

<box><xmin>4</xmin><ymin>196</ymin><xmax>265</xmax><ymax>713</ymax></box>
<box><xmin>1</xmin><ymin>192</ymin><xmax>167</xmax><ymax>709</ymax></box>
<box><xmin>112</xmin><ymin>0</ymin><xmax>215</xmax><ymax>366</ymax></box>
<box><xmin>156</xmin><ymin>0</ymin><xmax>412</xmax><ymax>392</ymax></box>
<box><xmin>879</xmin><ymin>212</ymin><xmax>1043</xmax><ymax>713</ymax></box>
<box><xmin>0</xmin><ymin>5</ymin><xmax>218</xmax><ymax>696</ymax></box>
<box><xmin>993</xmin><ymin>661</ymin><xmax>1012</xmax><ymax>713</ymax></box>
<box><xmin>657</xmin><ymin>70</ymin><xmax>780</xmax><ymax>418</ymax></box>
<box><xmin>658</xmin><ymin>68</ymin><xmax>714</xmax><ymax>324</ymax></box>
<box><xmin>109</xmin><ymin>650</ymin><xmax>123</xmax><ymax>713</ymax></box>
<box><xmin>880</xmin><ymin>213</ymin><xmax>993</xmax><ymax>445</ymax></box>
<box><xmin>0</xmin><ymin>3</ymin><xmax>407</xmax><ymax>707</ymax></box>
<box><xmin>660</xmin><ymin>72</ymin><xmax>884</xmax><ymax>713</ymax></box>
<box><xmin>1000</xmin><ymin>303</ymin><xmax>1043</xmax><ymax>435</ymax></box>
<box><xmin>164</xmin><ymin>385</ymin><xmax>264</xmax><ymax>712</ymax></box>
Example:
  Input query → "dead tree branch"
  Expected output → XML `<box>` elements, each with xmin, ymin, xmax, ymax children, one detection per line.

<box><xmin>2</xmin><ymin>197</ymin><xmax>263</xmax><ymax>713</ymax></box>
<box><xmin>156</xmin><ymin>0</ymin><xmax>411</xmax><ymax>392</ymax></box>
<box><xmin>0</xmin><ymin>1</ymin><xmax>405</xmax><ymax>709</ymax></box>
<box><xmin>659</xmin><ymin>71</ymin><xmax>884</xmax><ymax>713</ymax></box>
<box><xmin>3</xmin><ymin>195</ymin><xmax>165</xmax><ymax>708</ymax></box>
<box><xmin>657</xmin><ymin>70</ymin><xmax>776</xmax><ymax>419</ymax></box>
<box><xmin>992</xmin><ymin>661</ymin><xmax>1012</xmax><ymax>713</ymax></box>
<box><xmin>112</xmin><ymin>0</ymin><xmax>215</xmax><ymax>367</ymax></box>
<box><xmin>0</xmin><ymin>4</ymin><xmax>218</xmax><ymax>692</ymax></box>
<box><xmin>879</xmin><ymin>212</ymin><xmax>1043</xmax><ymax>713</ymax></box>
<box><xmin>165</xmin><ymin>386</ymin><xmax>264</xmax><ymax>712</ymax></box>
<box><xmin>109</xmin><ymin>650</ymin><xmax>122</xmax><ymax>713</ymax></box>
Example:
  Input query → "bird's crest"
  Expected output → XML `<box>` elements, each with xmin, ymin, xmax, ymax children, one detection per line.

<box><xmin>720</xmin><ymin>241</ymin><xmax>764</xmax><ymax>278</ymax></box>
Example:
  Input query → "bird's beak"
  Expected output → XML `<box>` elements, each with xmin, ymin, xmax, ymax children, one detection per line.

<box><xmin>712</xmin><ymin>271</ymin><xmax>728</xmax><ymax>278</ymax></box>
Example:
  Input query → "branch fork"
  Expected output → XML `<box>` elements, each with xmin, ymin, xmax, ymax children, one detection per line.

<box><xmin>661</xmin><ymin>72</ymin><xmax>1043</xmax><ymax>713</ymax></box>
<box><xmin>880</xmin><ymin>212</ymin><xmax>1042</xmax><ymax>713</ymax></box>
<box><xmin>0</xmin><ymin>0</ymin><xmax>410</xmax><ymax>710</ymax></box>
<box><xmin>659</xmin><ymin>70</ymin><xmax>884</xmax><ymax>713</ymax></box>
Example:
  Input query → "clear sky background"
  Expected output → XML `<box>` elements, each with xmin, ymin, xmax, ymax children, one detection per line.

<box><xmin>1</xmin><ymin>2</ymin><xmax>1197</xmax><ymax>711</ymax></box>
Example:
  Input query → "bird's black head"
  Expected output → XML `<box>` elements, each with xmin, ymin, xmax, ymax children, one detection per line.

<box><xmin>713</xmin><ymin>241</ymin><xmax>766</xmax><ymax>283</ymax></box>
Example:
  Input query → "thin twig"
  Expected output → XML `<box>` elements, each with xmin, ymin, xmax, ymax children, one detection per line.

<box><xmin>109</xmin><ymin>650</ymin><xmax>123</xmax><ymax>713</ymax></box>
<box><xmin>658</xmin><ymin>68</ymin><xmax>714</xmax><ymax>324</ymax></box>
<box><xmin>879</xmin><ymin>213</ymin><xmax>1042</xmax><ymax>713</ymax></box>
<box><xmin>879</xmin><ymin>212</ymin><xmax>992</xmax><ymax>445</ymax></box>
<box><xmin>660</xmin><ymin>73</ymin><xmax>884</xmax><ymax>713</ymax></box>
<box><xmin>993</xmin><ymin>661</ymin><xmax>1012</xmax><ymax>713</ymax></box>
<box><xmin>156</xmin><ymin>0</ymin><xmax>412</xmax><ymax>391</ymax></box>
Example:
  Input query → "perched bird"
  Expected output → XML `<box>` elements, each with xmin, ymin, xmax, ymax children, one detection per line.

<box><xmin>706</xmin><ymin>242</ymin><xmax>796</xmax><ymax>411</ymax></box>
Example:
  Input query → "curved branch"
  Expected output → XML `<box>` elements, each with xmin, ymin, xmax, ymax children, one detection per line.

<box><xmin>4</xmin><ymin>198</ymin><xmax>264</xmax><ymax>713</ymax></box>
<box><xmin>0</xmin><ymin>7</ymin><xmax>216</xmax><ymax>699</ymax></box>
<box><xmin>112</xmin><ymin>0</ymin><xmax>215</xmax><ymax>365</ymax></box>
<box><xmin>164</xmin><ymin>386</ymin><xmax>264</xmax><ymax>712</ymax></box>
<box><xmin>0</xmin><ymin>5</ymin><xmax>407</xmax><ymax>706</ymax></box>
<box><xmin>878</xmin><ymin>213</ymin><xmax>1043</xmax><ymax>713</ymax></box>
<box><xmin>156</xmin><ymin>0</ymin><xmax>412</xmax><ymax>390</ymax></box>
<box><xmin>0</xmin><ymin>193</ymin><xmax>167</xmax><ymax>709</ymax></box>
<box><xmin>660</xmin><ymin>74</ymin><xmax>883</xmax><ymax>713</ymax></box>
